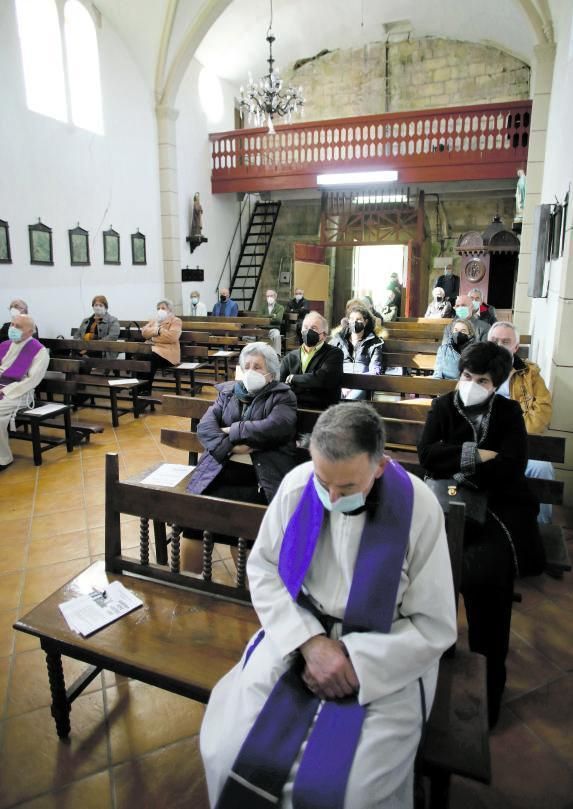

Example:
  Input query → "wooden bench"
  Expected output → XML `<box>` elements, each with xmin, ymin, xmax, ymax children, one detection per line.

<box><xmin>9</xmin><ymin>401</ymin><xmax>73</xmax><ymax>465</ymax></box>
<box><xmin>13</xmin><ymin>453</ymin><xmax>489</xmax><ymax>807</ymax></box>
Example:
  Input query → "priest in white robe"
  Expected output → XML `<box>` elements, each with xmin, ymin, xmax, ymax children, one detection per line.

<box><xmin>200</xmin><ymin>403</ymin><xmax>457</xmax><ymax>809</ymax></box>
<box><xmin>0</xmin><ymin>314</ymin><xmax>49</xmax><ymax>470</ymax></box>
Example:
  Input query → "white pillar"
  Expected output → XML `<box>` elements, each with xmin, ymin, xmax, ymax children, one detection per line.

<box><xmin>156</xmin><ymin>104</ymin><xmax>183</xmax><ymax>314</ymax></box>
<box><xmin>514</xmin><ymin>43</ymin><xmax>556</xmax><ymax>336</ymax></box>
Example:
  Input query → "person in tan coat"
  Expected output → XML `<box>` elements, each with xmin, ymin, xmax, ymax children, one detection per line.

<box><xmin>141</xmin><ymin>299</ymin><xmax>182</xmax><ymax>393</ymax></box>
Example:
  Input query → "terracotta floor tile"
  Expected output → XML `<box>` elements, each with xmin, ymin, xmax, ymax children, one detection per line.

<box><xmin>0</xmin><ymin>481</ymin><xmax>36</xmax><ymax>503</ymax></box>
<box><xmin>0</xmin><ymin>692</ymin><xmax>109</xmax><ymax>808</ymax></box>
<box><xmin>7</xmin><ymin>647</ymin><xmax>103</xmax><ymax>717</ymax></box>
<box><xmin>33</xmin><ymin>491</ymin><xmax>85</xmax><ymax>517</ymax></box>
<box><xmin>13</xmin><ymin>770</ymin><xmax>113</xmax><ymax>809</ymax></box>
<box><xmin>0</xmin><ymin>656</ymin><xmax>10</xmax><ymax>711</ymax></box>
<box><xmin>0</xmin><ymin>608</ymin><xmax>17</xmax><ymax>657</ymax></box>
<box><xmin>511</xmin><ymin>599</ymin><xmax>573</xmax><ymax>669</ymax></box>
<box><xmin>106</xmin><ymin>679</ymin><xmax>204</xmax><ymax>764</ymax></box>
<box><xmin>22</xmin><ymin>557</ymin><xmax>90</xmax><ymax>604</ymax></box>
<box><xmin>27</xmin><ymin>531</ymin><xmax>90</xmax><ymax>568</ymax></box>
<box><xmin>0</xmin><ymin>542</ymin><xmax>28</xmax><ymax>574</ymax></box>
<box><xmin>0</xmin><ymin>516</ymin><xmax>32</xmax><ymax>545</ymax></box>
<box><xmin>510</xmin><ymin>674</ymin><xmax>573</xmax><ymax>763</ymax></box>
<box><xmin>113</xmin><ymin>735</ymin><xmax>209</xmax><ymax>809</ymax></box>
<box><xmin>30</xmin><ymin>508</ymin><xmax>88</xmax><ymax>541</ymax></box>
<box><xmin>504</xmin><ymin>631</ymin><xmax>564</xmax><ymax>703</ymax></box>
<box><xmin>0</xmin><ymin>571</ymin><xmax>23</xmax><ymax>611</ymax></box>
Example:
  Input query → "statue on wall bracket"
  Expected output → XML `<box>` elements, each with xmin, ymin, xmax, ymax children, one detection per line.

<box><xmin>514</xmin><ymin>169</ymin><xmax>526</xmax><ymax>224</ymax></box>
<box><xmin>187</xmin><ymin>192</ymin><xmax>208</xmax><ymax>253</ymax></box>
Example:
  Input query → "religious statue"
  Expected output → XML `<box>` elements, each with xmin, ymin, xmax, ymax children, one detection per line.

<box><xmin>515</xmin><ymin>169</ymin><xmax>526</xmax><ymax>222</ymax></box>
<box><xmin>187</xmin><ymin>192</ymin><xmax>208</xmax><ymax>253</ymax></box>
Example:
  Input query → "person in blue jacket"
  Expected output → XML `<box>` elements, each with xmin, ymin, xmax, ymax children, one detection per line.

<box><xmin>212</xmin><ymin>287</ymin><xmax>239</xmax><ymax>317</ymax></box>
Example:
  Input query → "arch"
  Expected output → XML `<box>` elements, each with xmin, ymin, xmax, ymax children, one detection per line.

<box><xmin>64</xmin><ymin>0</ymin><xmax>104</xmax><ymax>133</ymax></box>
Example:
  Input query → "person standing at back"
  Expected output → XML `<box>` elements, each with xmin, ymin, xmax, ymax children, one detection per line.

<box><xmin>434</xmin><ymin>265</ymin><xmax>460</xmax><ymax>306</ymax></box>
<box><xmin>213</xmin><ymin>288</ymin><xmax>239</xmax><ymax>317</ymax></box>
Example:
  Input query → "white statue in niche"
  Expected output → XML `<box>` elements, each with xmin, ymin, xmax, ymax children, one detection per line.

<box><xmin>515</xmin><ymin>169</ymin><xmax>526</xmax><ymax>222</ymax></box>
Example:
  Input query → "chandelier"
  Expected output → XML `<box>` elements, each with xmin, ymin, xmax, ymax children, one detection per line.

<box><xmin>238</xmin><ymin>0</ymin><xmax>304</xmax><ymax>134</ymax></box>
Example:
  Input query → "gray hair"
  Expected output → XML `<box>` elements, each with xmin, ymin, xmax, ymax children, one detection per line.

<box><xmin>310</xmin><ymin>403</ymin><xmax>386</xmax><ymax>463</ymax></box>
<box><xmin>10</xmin><ymin>298</ymin><xmax>29</xmax><ymax>313</ymax></box>
<box><xmin>488</xmin><ymin>320</ymin><xmax>520</xmax><ymax>343</ymax></box>
<box><xmin>156</xmin><ymin>299</ymin><xmax>174</xmax><ymax>311</ymax></box>
<box><xmin>303</xmin><ymin>311</ymin><xmax>328</xmax><ymax>333</ymax></box>
<box><xmin>469</xmin><ymin>288</ymin><xmax>483</xmax><ymax>300</ymax></box>
<box><xmin>239</xmin><ymin>341</ymin><xmax>280</xmax><ymax>380</ymax></box>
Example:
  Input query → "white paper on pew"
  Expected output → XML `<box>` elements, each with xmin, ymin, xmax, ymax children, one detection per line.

<box><xmin>140</xmin><ymin>463</ymin><xmax>194</xmax><ymax>487</ymax></box>
<box><xmin>59</xmin><ymin>580</ymin><xmax>143</xmax><ymax>637</ymax></box>
<box><xmin>108</xmin><ymin>378</ymin><xmax>141</xmax><ymax>386</ymax></box>
<box><xmin>213</xmin><ymin>350</ymin><xmax>234</xmax><ymax>356</ymax></box>
<box><xmin>21</xmin><ymin>403</ymin><xmax>66</xmax><ymax>416</ymax></box>
<box><xmin>177</xmin><ymin>362</ymin><xmax>201</xmax><ymax>369</ymax></box>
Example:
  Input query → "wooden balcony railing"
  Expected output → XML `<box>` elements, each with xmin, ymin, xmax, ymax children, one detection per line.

<box><xmin>209</xmin><ymin>101</ymin><xmax>531</xmax><ymax>193</ymax></box>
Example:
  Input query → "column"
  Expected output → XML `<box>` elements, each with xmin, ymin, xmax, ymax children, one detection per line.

<box><xmin>156</xmin><ymin>104</ymin><xmax>182</xmax><ymax>314</ymax></box>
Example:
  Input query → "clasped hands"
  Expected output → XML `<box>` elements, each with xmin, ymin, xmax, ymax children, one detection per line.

<box><xmin>299</xmin><ymin>635</ymin><xmax>359</xmax><ymax>701</ymax></box>
<box><xmin>221</xmin><ymin>425</ymin><xmax>251</xmax><ymax>455</ymax></box>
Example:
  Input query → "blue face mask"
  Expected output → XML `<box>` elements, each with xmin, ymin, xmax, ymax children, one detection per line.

<box><xmin>455</xmin><ymin>306</ymin><xmax>470</xmax><ymax>319</ymax></box>
<box><xmin>8</xmin><ymin>326</ymin><xmax>23</xmax><ymax>342</ymax></box>
<box><xmin>313</xmin><ymin>475</ymin><xmax>366</xmax><ymax>513</ymax></box>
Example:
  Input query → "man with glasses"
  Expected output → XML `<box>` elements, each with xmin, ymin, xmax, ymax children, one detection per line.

<box><xmin>280</xmin><ymin>311</ymin><xmax>343</xmax><ymax>408</ymax></box>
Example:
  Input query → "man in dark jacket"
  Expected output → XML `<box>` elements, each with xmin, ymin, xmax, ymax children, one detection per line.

<box><xmin>434</xmin><ymin>265</ymin><xmax>460</xmax><ymax>306</ymax></box>
<box><xmin>286</xmin><ymin>288</ymin><xmax>309</xmax><ymax>344</ymax></box>
<box><xmin>280</xmin><ymin>312</ymin><xmax>343</xmax><ymax>408</ymax></box>
<box><xmin>469</xmin><ymin>288</ymin><xmax>497</xmax><ymax>326</ymax></box>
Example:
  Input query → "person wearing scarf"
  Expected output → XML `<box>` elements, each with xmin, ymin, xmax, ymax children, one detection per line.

<box><xmin>77</xmin><ymin>294</ymin><xmax>120</xmax><ymax>359</ymax></box>
<box><xmin>0</xmin><ymin>314</ymin><xmax>49</xmax><ymax>470</ymax></box>
<box><xmin>200</xmin><ymin>403</ymin><xmax>456</xmax><ymax>808</ymax></box>
<box><xmin>432</xmin><ymin>318</ymin><xmax>475</xmax><ymax>379</ymax></box>
<box><xmin>419</xmin><ymin>341</ymin><xmax>545</xmax><ymax>727</ymax></box>
<box><xmin>329</xmin><ymin>305</ymin><xmax>385</xmax><ymax>399</ymax></box>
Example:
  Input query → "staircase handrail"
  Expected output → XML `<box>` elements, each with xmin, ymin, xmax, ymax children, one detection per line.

<box><xmin>215</xmin><ymin>194</ymin><xmax>254</xmax><ymax>292</ymax></box>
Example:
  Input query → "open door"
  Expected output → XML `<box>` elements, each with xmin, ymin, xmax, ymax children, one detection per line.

<box><xmin>405</xmin><ymin>240</ymin><xmax>421</xmax><ymax>317</ymax></box>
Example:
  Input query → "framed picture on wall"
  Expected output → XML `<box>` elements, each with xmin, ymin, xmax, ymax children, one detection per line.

<box><xmin>0</xmin><ymin>219</ymin><xmax>11</xmax><ymax>263</ymax></box>
<box><xmin>131</xmin><ymin>230</ymin><xmax>146</xmax><ymax>265</ymax></box>
<box><xmin>68</xmin><ymin>224</ymin><xmax>90</xmax><ymax>266</ymax></box>
<box><xmin>29</xmin><ymin>220</ymin><xmax>54</xmax><ymax>265</ymax></box>
<box><xmin>103</xmin><ymin>227</ymin><xmax>120</xmax><ymax>265</ymax></box>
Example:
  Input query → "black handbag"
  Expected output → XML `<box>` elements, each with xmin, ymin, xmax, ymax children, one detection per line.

<box><xmin>424</xmin><ymin>478</ymin><xmax>488</xmax><ymax>525</ymax></box>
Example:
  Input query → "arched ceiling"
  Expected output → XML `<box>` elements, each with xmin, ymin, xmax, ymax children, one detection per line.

<box><xmin>93</xmin><ymin>0</ymin><xmax>554</xmax><ymax>104</ymax></box>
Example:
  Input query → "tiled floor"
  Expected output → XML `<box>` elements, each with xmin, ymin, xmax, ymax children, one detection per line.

<box><xmin>0</xmin><ymin>406</ymin><xmax>572</xmax><ymax>808</ymax></box>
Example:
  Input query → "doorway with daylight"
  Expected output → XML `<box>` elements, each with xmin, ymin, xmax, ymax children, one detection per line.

<box><xmin>353</xmin><ymin>244</ymin><xmax>408</xmax><ymax>314</ymax></box>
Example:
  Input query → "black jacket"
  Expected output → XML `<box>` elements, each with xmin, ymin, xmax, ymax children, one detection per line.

<box><xmin>329</xmin><ymin>329</ymin><xmax>385</xmax><ymax>375</ymax></box>
<box><xmin>280</xmin><ymin>343</ymin><xmax>343</xmax><ymax>408</ymax></box>
<box><xmin>418</xmin><ymin>391</ymin><xmax>544</xmax><ymax>577</ymax></box>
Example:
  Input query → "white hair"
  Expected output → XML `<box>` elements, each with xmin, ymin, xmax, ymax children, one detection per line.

<box><xmin>488</xmin><ymin>320</ymin><xmax>520</xmax><ymax>343</ymax></box>
<box><xmin>156</xmin><ymin>299</ymin><xmax>174</xmax><ymax>311</ymax></box>
<box><xmin>303</xmin><ymin>311</ymin><xmax>328</xmax><ymax>333</ymax></box>
<box><xmin>239</xmin><ymin>341</ymin><xmax>280</xmax><ymax>380</ymax></box>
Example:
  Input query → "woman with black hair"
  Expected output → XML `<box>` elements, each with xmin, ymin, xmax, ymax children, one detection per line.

<box><xmin>329</xmin><ymin>304</ymin><xmax>385</xmax><ymax>399</ymax></box>
<box><xmin>418</xmin><ymin>341</ymin><xmax>544</xmax><ymax>727</ymax></box>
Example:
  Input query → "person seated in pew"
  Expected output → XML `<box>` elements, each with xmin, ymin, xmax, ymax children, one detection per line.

<box><xmin>258</xmin><ymin>289</ymin><xmax>285</xmax><ymax>356</ymax></box>
<box><xmin>281</xmin><ymin>312</ymin><xmax>343</xmax><ymax>408</ymax></box>
<box><xmin>469</xmin><ymin>288</ymin><xmax>497</xmax><ymax>327</ymax></box>
<box><xmin>329</xmin><ymin>304</ymin><xmax>385</xmax><ymax>399</ymax></box>
<box><xmin>140</xmin><ymin>299</ymin><xmax>182</xmax><ymax>394</ymax></box>
<box><xmin>441</xmin><ymin>294</ymin><xmax>490</xmax><ymax>344</ymax></box>
<box><xmin>418</xmin><ymin>341</ymin><xmax>545</xmax><ymax>727</ymax></box>
<box><xmin>380</xmin><ymin>288</ymin><xmax>399</xmax><ymax>322</ymax></box>
<box><xmin>77</xmin><ymin>295</ymin><xmax>120</xmax><ymax>358</ymax></box>
<box><xmin>0</xmin><ymin>314</ymin><xmax>49</xmax><ymax>471</ymax></box>
<box><xmin>212</xmin><ymin>288</ymin><xmax>239</xmax><ymax>317</ymax></box>
<box><xmin>424</xmin><ymin>286</ymin><xmax>453</xmax><ymax>319</ymax></box>
<box><xmin>200</xmin><ymin>403</ymin><xmax>457</xmax><ymax>808</ymax></box>
<box><xmin>488</xmin><ymin>321</ymin><xmax>554</xmax><ymax>524</ymax></box>
<box><xmin>183</xmin><ymin>342</ymin><xmax>298</xmax><ymax>571</ymax></box>
<box><xmin>189</xmin><ymin>290</ymin><xmax>208</xmax><ymax>317</ymax></box>
<box><xmin>286</xmin><ymin>287</ymin><xmax>310</xmax><ymax>344</ymax></box>
<box><xmin>432</xmin><ymin>318</ymin><xmax>475</xmax><ymax>379</ymax></box>
<box><xmin>0</xmin><ymin>299</ymin><xmax>39</xmax><ymax>342</ymax></box>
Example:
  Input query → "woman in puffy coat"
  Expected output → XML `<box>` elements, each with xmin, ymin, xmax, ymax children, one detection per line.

<box><xmin>432</xmin><ymin>318</ymin><xmax>475</xmax><ymax>379</ymax></box>
<box><xmin>329</xmin><ymin>304</ymin><xmax>385</xmax><ymax>399</ymax></box>
<box><xmin>183</xmin><ymin>342</ymin><xmax>298</xmax><ymax>569</ymax></box>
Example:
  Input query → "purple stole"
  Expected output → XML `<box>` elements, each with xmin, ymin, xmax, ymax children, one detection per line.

<box><xmin>0</xmin><ymin>338</ymin><xmax>43</xmax><ymax>386</ymax></box>
<box><xmin>216</xmin><ymin>460</ymin><xmax>414</xmax><ymax>809</ymax></box>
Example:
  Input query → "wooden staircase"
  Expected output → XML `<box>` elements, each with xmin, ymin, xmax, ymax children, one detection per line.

<box><xmin>229</xmin><ymin>201</ymin><xmax>281</xmax><ymax>310</ymax></box>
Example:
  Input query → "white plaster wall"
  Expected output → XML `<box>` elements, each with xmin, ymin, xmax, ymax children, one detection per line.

<box><xmin>175</xmin><ymin>59</ymin><xmax>240</xmax><ymax>315</ymax></box>
<box><xmin>0</xmin><ymin>3</ymin><xmax>163</xmax><ymax>337</ymax></box>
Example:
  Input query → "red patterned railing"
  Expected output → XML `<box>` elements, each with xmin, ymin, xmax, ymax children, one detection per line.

<box><xmin>209</xmin><ymin>101</ymin><xmax>531</xmax><ymax>193</ymax></box>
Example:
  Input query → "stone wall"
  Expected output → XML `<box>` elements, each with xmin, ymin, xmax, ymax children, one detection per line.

<box><xmin>285</xmin><ymin>37</ymin><xmax>530</xmax><ymax>121</ymax></box>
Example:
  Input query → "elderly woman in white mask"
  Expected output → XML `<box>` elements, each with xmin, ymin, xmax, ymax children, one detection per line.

<box><xmin>0</xmin><ymin>299</ymin><xmax>39</xmax><ymax>342</ymax></box>
<box><xmin>141</xmin><ymin>299</ymin><xmax>182</xmax><ymax>393</ymax></box>
<box><xmin>425</xmin><ymin>286</ymin><xmax>453</xmax><ymax>319</ymax></box>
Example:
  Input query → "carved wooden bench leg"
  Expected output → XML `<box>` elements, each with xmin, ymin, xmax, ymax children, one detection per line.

<box><xmin>170</xmin><ymin>525</ymin><xmax>181</xmax><ymax>574</ymax></box>
<box><xmin>203</xmin><ymin>531</ymin><xmax>214</xmax><ymax>581</ymax></box>
<box><xmin>236</xmin><ymin>537</ymin><xmax>247</xmax><ymax>589</ymax></box>
<box><xmin>139</xmin><ymin>518</ymin><xmax>149</xmax><ymax>565</ymax></box>
<box><xmin>43</xmin><ymin>644</ymin><xmax>71</xmax><ymax>739</ymax></box>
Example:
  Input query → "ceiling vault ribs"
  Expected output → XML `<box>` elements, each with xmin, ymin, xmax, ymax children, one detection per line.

<box><xmin>516</xmin><ymin>0</ymin><xmax>554</xmax><ymax>45</ymax></box>
<box><xmin>155</xmin><ymin>0</ymin><xmax>180</xmax><ymax>103</ymax></box>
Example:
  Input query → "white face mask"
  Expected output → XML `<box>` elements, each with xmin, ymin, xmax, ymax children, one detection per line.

<box><xmin>93</xmin><ymin>305</ymin><xmax>106</xmax><ymax>316</ymax></box>
<box><xmin>295</xmin><ymin>294</ymin><xmax>303</xmax><ymax>302</ymax></box>
<box><xmin>267</xmin><ymin>297</ymin><xmax>276</xmax><ymax>306</ymax></box>
<box><xmin>156</xmin><ymin>309</ymin><xmax>169</xmax><ymax>322</ymax></box>
<box><xmin>242</xmin><ymin>369</ymin><xmax>268</xmax><ymax>394</ymax></box>
<box><xmin>191</xmin><ymin>297</ymin><xmax>199</xmax><ymax>305</ymax></box>
<box><xmin>458</xmin><ymin>380</ymin><xmax>492</xmax><ymax>407</ymax></box>
<box><xmin>9</xmin><ymin>307</ymin><xmax>21</xmax><ymax>318</ymax></box>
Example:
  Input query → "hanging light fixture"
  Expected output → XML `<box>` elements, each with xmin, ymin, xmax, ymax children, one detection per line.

<box><xmin>238</xmin><ymin>0</ymin><xmax>304</xmax><ymax>134</ymax></box>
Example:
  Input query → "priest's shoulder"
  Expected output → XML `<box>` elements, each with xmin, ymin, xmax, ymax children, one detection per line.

<box><xmin>276</xmin><ymin>460</ymin><xmax>314</xmax><ymax>499</ymax></box>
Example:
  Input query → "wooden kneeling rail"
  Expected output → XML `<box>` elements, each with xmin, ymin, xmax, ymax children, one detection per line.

<box><xmin>13</xmin><ymin>453</ymin><xmax>489</xmax><ymax>805</ymax></box>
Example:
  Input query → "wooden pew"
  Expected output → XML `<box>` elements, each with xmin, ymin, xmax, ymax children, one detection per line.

<box><xmin>13</xmin><ymin>453</ymin><xmax>490</xmax><ymax>804</ymax></box>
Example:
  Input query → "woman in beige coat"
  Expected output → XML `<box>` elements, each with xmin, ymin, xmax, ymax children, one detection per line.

<box><xmin>141</xmin><ymin>299</ymin><xmax>182</xmax><ymax>393</ymax></box>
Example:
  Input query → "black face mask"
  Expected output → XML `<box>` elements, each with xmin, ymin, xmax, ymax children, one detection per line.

<box><xmin>435</xmin><ymin>296</ymin><xmax>444</xmax><ymax>303</ymax></box>
<box><xmin>451</xmin><ymin>332</ymin><xmax>470</xmax><ymax>348</ymax></box>
<box><xmin>219</xmin><ymin>295</ymin><xmax>228</xmax><ymax>302</ymax></box>
<box><xmin>350</xmin><ymin>321</ymin><xmax>365</xmax><ymax>334</ymax></box>
<box><xmin>302</xmin><ymin>328</ymin><xmax>320</xmax><ymax>347</ymax></box>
